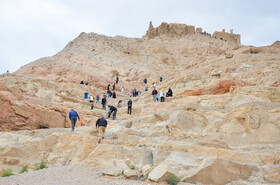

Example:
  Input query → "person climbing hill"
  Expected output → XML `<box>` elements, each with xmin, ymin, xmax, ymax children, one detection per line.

<box><xmin>107</xmin><ymin>89</ymin><xmax>112</xmax><ymax>98</ymax></box>
<box><xmin>68</xmin><ymin>109</ymin><xmax>80</xmax><ymax>132</ymax></box>
<box><xmin>112</xmin><ymin>83</ymin><xmax>115</xmax><ymax>91</ymax></box>
<box><xmin>89</xmin><ymin>95</ymin><xmax>94</xmax><ymax>110</ymax></box>
<box><xmin>127</xmin><ymin>99</ymin><xmax>132</xmax><ymax>115</ymax></box>
<box><xmin>160</xmin><ymin>89</ymin><xmax>165</xmax><ymax>102</ymax></box>
<box><xmin>96</xmin><ymin>117</ymin><xmax>107</xmax><ymax>143</ymax></box>
<box><xmin>96</xmin><ymin>95</ymin><xmax>100</xmax><ymax>104</ymax></box>
<box><xmin>101</xmin><ymin>96</ymin><xmax>107</xmax><ymax>110</ymax></box>
<box><xmin>112</xmin><ymin>91</ymin><xmax>116</xmax><ymax>98</ymax></box>
<box><xmin>107</xmin><ymin>105</ymin><xmax>117</xmax><ymax>120</ymax></box>
<box><xmin>152</xmin><ymin>88</ymin><xmax>158</xmax><ymax>102</ymax></box>
<box><xmin>84</xmin><ymin>91</ymin><xmax>89</xmax><ymax>101</ymax></box>
<box><xmin>144</xmin><ymin>78</ymin><xmax>147</xmax><ymax>84</ymax></box>
<box><xmin>167</xmin><ymin>88</ymin><xmax>173</xmax><ymax>97</ymax></box>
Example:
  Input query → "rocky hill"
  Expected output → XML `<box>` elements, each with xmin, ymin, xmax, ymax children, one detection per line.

<box><xmin>0</xmin><ymin>22</ymin><xmax>280</xmax><ymax>184</ymax></box>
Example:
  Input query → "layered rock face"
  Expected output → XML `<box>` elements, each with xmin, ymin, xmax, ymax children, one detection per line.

<box><xmin>1</xmin><ymin>22</ymin><xmax>280</xmax><ymax>184</ymax></box>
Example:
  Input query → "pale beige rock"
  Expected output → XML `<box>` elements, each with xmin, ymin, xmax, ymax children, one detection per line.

<box><xmin>102</xmin><ymin>167</ymin><xmax>123</xmax><ymax>177</ymax></box>
<box><xmin>123</xmin><ymin>169</ymin><xmax>139</xmax><ymax>179</ymax></box>
<box><xmin>142</xmin><ymin>164</ymin><xmax>152</xmax><ymax>176</ymax></box>
<box><xmin>263</xmin><ymin>165</ymin><xmax>280</xmax><ymax>183</ymax></box>
<box><xmin>184</xmin><ymin>159</ymin><xmax>259</xmax><ymax>185</ymax></box>
<box><xmin>148</xmin><ymin>163</ymin><xmax>179</xmax><ymax>182</ymax></box>
<box><xmin>125</xmin><ymin>159</ymin><xmax>136</xmax><ymax>169</ymax></box>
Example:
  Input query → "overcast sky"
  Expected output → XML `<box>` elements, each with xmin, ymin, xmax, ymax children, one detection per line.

<box><xmin>0</xmin><ymin>0</ymin><xmax>279</xmax><ymax>74</ymax></box>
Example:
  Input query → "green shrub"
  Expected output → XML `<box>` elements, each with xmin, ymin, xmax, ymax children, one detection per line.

<box><xmin>6</xmin><ymin>88</ymin><xmax>12</xmax><ymax>93</ymax></box>
<box><xmin>130</xmin><ymin>167</ymin><xmax>135</xmax><ymax>170</ymax></box>
<box><xmin>183</xmin><ymin>179</ymin><xmax>187</xmax><ymax>182</ymax></box>
<box><xmin>20</xmin><ymin>164</ymin><xmax>28</xmax><ymax>174</ymax></box>
<box><xmin>1</xmin><ymin>168</ymin><xmax>15</xmax><ymax>177</ymax></box>
<box><xmin>167</xmin><ymin>176</ymin><xmax>179</xmax><ymax>185</ymax></box>
<box><xmin>35</xmin><ymin>160</ymin><xmax>46</xmax><ymax>170</ymax></box>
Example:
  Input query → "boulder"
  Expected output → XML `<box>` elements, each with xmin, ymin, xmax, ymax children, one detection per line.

<box><xmin>142</xmin><ymin>164</ymin><xmax>152</xmax><ymax>176</ymax></box>
<box><xmin>102</xmin><ymin>167</ymin><xmax>123</xmax><ymax>177</ymax></box>
<box><xmin>184</xmin><ymin>159</ymin><xmax>259</xmax><ymax>185</ymax></box>
<box><xmin>125</xmin><ymin>159</ymin><xmax>136</xmax><ymax>169</ymax></box>
<box><xmin>149</xmin><ymin>152</ymin><xmax>215</xmax><ymax>181</ymax></box>
<box><xmin>123</xmin><ymin>169</ymin><xmax>139</xmax><ymax>179</ymax></box>
<box><xmin>148</xmin><ymin>163</ymin><xmax>179</xmax><ymax>182</ymax></box>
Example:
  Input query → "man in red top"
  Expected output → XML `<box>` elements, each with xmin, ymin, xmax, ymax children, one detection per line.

<box><xmin>152</xmin><ymin>88</ymin><xmax>158</xmax><ymax>102</ymax></box>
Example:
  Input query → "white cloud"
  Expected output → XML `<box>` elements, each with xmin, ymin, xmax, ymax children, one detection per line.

<box><xmin>0</xmin><ymin>0</ymin><xmax>279</xmax><ymax>74</ymax></box>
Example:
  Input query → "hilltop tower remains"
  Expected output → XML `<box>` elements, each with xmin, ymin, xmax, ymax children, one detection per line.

<box><xmin>144</xmin><ymin>21</ymin><xmax>241</xmax><ymax>45</ymax></box>
<box><xmin>212</xmin><ymin>29</ymin><xmax>241</xmax><ymax>45</ymax></box>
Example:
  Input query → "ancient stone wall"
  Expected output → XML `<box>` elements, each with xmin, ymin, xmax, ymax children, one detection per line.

<box><xmin>145</xmin><ymin>22</ymin><xmax>241</xmax><ymax>45</ymax></box>
<box><xmin>212</xmin><ymin>29</ymin><xmax>241</xmax><ymax>45</ymax></box>
<box><xmin>196</xmin><ymin>27</ymin><xmax>202</xmax><ymax>34</ymax></box>
<box><xmin>145</xmin><ymin>21</ymin><xmax>197</xmax><ymax>38</ymax></box>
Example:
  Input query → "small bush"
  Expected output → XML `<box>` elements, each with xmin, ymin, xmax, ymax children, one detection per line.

<box><xmin>167</xmin><ymin>176</ymin><xmax>179</xmax><ymax>185</ymax></box>
<box><xmin>1</xmin><ymin>168</ymin><xmax>15</xmax><ymax>177</ymax></box>
<box><xmin>35</xmin><ymin>160</ymin><xmax>46</xmax><ymax>170</ymax></box>
<box><xmin>183</xmin><ymin>179</ymin><xmax>187</xmax><ymax>182</ymax></box>
<box><xmin>20</xmin><ymin>164</ymin><xmax>28</xmax><ymax>174</ymax></box>
<box><xmin>130</xmin><ymin>167</ymin><xmax>135</xmax><ymax>170</ymax></box>
<box><xmin>6</xmin><ymin>88</ymin><xmax>12</xmax><ymax>93</ymax></box>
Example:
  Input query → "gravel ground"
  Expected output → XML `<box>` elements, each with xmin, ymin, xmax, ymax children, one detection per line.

<box><xmin>0</xmin><ymin>166</ymin><xmax>166</xmax><ymax>185</ymax></box>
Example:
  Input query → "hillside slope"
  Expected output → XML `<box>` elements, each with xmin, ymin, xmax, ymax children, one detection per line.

<box><xmin>1</xmin><ymin>22</ymin><xmax>280</xmax><ymax>184</ymax></box>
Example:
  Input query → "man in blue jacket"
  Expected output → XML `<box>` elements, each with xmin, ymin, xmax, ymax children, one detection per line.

<box><xmin>69</xmin><ymin>109</ymin><xmax>80</xmax><ymax>132</ymax></box>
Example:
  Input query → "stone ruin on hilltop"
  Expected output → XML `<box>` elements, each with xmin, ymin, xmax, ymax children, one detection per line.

<box><xmin>144</xmin><ymin>21</ymin><xmax>241</xmax><ymax>44</ymax></box>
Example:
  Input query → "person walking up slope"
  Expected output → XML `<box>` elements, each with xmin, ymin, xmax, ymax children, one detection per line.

<box><xmin>152</xmin><ymin>88</ymin><xmax>158</xmax><ymax>102</ymax></box>
<box><xmin>101</xmin><ymin>96</ymin><xmax>107</xmax><ymax>110</ymax></box>
<box><xmin>96</xmin><ymin>117</ymin><xmax>107</xmax><ymax>143</ymax></box>
<box><xmin>84</xmin><ymin>91</ymin><xmax>89</xmax><ymax>101</ymax></box>
<box><xmin>160</xmin><ymin>89</ymin><xmax>165</xmax><ymax>102</ymax></box>
<box><xmin>107</xmin><ymin>105</ymin><xmax>117</xmax><ymax>120</ymax></box>
<box><xmin>127</xmin><ymin>99</ymin><xmax>132</xmax><ymax>115</ymax></box>
<box><xmin>68</xmin><ymin>109</ymin><xmax>80</xmax><ymax>132</ymax></box>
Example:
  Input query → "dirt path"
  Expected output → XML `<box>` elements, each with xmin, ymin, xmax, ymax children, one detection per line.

<box><xmin>0</xmin><ymin>165</ymin><xmax>166</xmax><ymax>185</ymax></box>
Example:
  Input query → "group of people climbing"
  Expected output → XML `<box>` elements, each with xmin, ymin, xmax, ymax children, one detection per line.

<box><xmin>69</xmin><ymin>75</ymin><xmax>173</xmax><ymax>144</ymax></box>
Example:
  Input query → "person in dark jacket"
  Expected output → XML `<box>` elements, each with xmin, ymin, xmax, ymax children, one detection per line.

<box><xmin>127</xmin><ymin>99</ymin><xmax>132</xmax><ymax>115</ymax></box>
<box><xmin>144</xmin><ymin>78</ymin><xmax>147</xmax><ymax>84</ymax></box>
<box><xmin>152</xmin><ymin>88</ymin><xmax>158</xmax><ymax>102</ymax></box>
<box><xmin>160</xmin><ymin>77</ymin><xmax>163</xmax><ymax>82</ymax></box>
<box><xmin>107</xmin><ymin>84</ymin><xmax>110</xmax><ymax>91</ymax></box>
<box><xmin>167</xmin><ymin>88</ymin><xmax>173</xmax><ymax>97</ymax></box>
<box><xmin>116</xmin><ymin>76</ymin><xmax>119</xmax><ymax>84</ymax></box>
<box><xmin>112</xmin><ymin>91</ymin><xmax>116</xmax><ymax>98</ymax></box>
<box><xmin>101</xmin><ymin>97</ymin><xmax>107</xmax><ymax>110</ymax></box>
<box><xmin>108</xmin><ymin>105</ymin><xmax>117</xmax><ymax>120</ymax></box>
<box><xmin>96</xmin><ymin>117</ymin><xmax>108</xmax><ymax>143</ymax></box>
<box><xmin>68</xmin><ymin>109</ymin><xmax>80</xmax><ymax>132</ymax></box>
